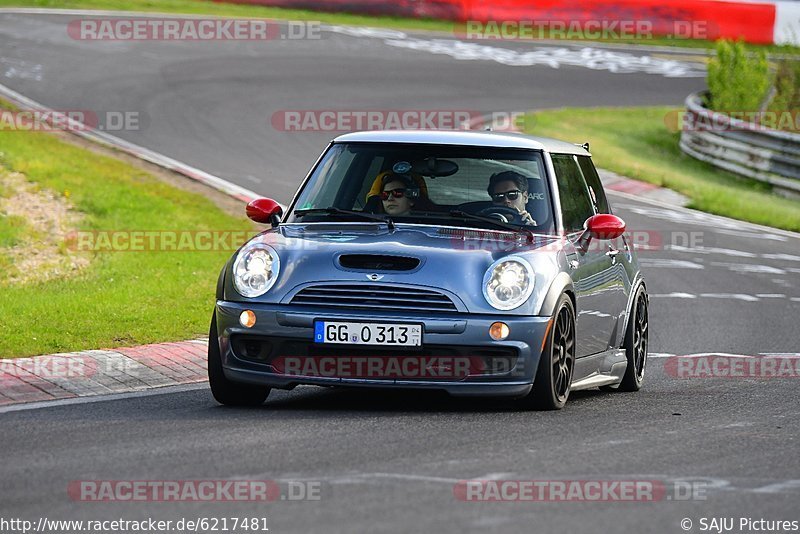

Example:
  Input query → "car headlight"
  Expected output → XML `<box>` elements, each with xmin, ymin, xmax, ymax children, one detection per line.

<box><xmin>232</xmin><ymin>239</ymin><xmax>280</xmax><ymax>298</ymax></box>
<box><xmin>482</xmin><ymin>257</ymin><xmax>534</xmax><ymax>310</ymax></box>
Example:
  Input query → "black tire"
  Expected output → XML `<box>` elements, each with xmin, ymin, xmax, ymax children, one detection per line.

<box><xmin>521</xmin><ymin>294</ymin><xmax>576</xmax><ymax>410</ymax></box>
<box><xmin>208</xmin><ymin>314</ymin><xmax>271</xmax><ymax>406</ymax></box>
<box><xmin>603</xmin><ymin>286</ymin><xmax>648</xmax><ymax>392</ymax></box>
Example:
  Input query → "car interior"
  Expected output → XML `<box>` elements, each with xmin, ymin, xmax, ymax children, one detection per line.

<box><xmin>295</xmin><ymin>144</ymin><xmax>555</xmax><ymax>233</ymax></box>
<box><xmin>358</xmin><ymin>159</ymin><xmax>552</xmax><ymax>230</ymax></box>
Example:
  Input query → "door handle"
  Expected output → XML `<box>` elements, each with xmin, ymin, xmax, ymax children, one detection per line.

<box><xmin>606</xmin><ymin>248</ymin><xmax>620</xmax><ymax>258</ymax></box>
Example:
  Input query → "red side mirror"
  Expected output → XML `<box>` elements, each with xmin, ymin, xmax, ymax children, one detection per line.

<box><xmin>246</xmin><ymin>198</ymin><xmax>283</xmax><ymax>225</ymax></box>
<box><xmin>585</xmin><ymin>213</ymin><xmax>626</xmax><ymax>240</ymax></box>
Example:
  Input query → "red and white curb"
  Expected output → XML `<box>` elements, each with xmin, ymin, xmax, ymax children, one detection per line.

<box><xmin>0</xmin><ymin>340</ymin><xmax>208</xmax><ymax>406</ymax></box>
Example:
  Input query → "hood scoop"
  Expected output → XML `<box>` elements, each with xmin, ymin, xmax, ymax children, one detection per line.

<box><xmin>338</xmin><ymin>254</ymin><xmax>420</xmax><ymax>271</ymax></box>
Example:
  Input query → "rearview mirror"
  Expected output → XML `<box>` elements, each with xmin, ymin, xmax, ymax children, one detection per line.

<box><xmin>411</xmin><ymin>158</ymin><xmax>459</xmax><ymax>177</ymax></box>
<box><xmin>246</xmin><ymin>198</ymin><xmax>283</xmax><ymax>226</ymax></box>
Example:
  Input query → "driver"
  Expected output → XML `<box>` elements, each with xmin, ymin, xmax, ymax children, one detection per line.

<box><xmin>487</xmin><ymin>171</ymin><xmax>535</xmax><ymax>225</ymax></box>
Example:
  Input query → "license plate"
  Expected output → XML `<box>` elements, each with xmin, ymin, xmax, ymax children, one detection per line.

<box><xmin>314</xmin><ymin>321</ymin><xmax>422</xmax><ymax>347</ymax></box>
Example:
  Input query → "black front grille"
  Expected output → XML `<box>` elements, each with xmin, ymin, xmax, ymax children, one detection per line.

<box><xmin>290</xmin><ymin>284</ymin><xmax>458</xmax><ymax>312</ymax></box>
<box><xmin>231</xmin><ymin>335</ymin><xmax>519</xmax><ymax>379</ymax></box>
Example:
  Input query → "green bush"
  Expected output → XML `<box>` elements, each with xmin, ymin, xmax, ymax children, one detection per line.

<box><xmin>768</xmin><ymin>58</ymin><xmax>800</xmax><ymax>117</ymax></box>
<box><xmin>706</xmin><ymin>40</ymin><xmax>771</xmax><ymax>112</ymax></box>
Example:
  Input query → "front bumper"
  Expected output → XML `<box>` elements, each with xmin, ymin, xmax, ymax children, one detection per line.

<box><xmin>214</xmin><ymin>301</ymin><xmax>551</xmax><ymax>397</ymax></box>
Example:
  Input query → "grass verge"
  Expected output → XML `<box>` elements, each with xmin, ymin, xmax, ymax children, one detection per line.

<box><xmin>1</xmin><ymin>0</ymin><xmax>798</xmax><ymax>53</ymax></box>
<box><xmin>525</xmin><ymin>107</ymin><xmax>800</xmax><ymax>232</ymax></box>
<box><xmin>0</xmin><ymin>100</ymin><xmax>255</xmax><ymax>358</ymax></box>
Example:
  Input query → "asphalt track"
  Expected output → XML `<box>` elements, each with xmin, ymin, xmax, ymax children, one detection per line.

<box><xmin>0</xmin><ymin>10</ymin><xmax>706</xmax><ymax>202</ymax></box>
<box><xmin>1</xmin><ymin>11</ymin><xmax>799</xmax><ymax>534</ymax></box>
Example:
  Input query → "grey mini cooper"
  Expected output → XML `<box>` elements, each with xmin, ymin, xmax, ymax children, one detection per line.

<box><xmin>209</xmin><ymin>130</ymin><xmax>648</xmax><ymax>410</ymax></box>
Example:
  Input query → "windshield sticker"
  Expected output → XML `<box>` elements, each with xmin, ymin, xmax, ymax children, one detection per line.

<box><xmin>393</xmin><ymin>161</ymin><xmax>412</xmax><ymax>174</ymax></box>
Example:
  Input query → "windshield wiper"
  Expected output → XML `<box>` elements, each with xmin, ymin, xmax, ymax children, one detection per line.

<box><xmin>448</xmin><ymin>210</ymin><xmax>534</xmax><ymax>242</ymax></box>
<box><xmin>294</xmin><ymin>207</ymin><xmax>395</xmax><ymax>230</ymax></box>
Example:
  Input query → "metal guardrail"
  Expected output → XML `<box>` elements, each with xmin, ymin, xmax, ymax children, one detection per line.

<box><xmin>679</xmin><ymin>91</ymin><xmax>800</xmax><ymax>198</ymax></box>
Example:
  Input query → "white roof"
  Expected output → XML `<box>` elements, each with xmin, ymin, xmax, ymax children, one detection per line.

<box><xmin>333</xmin><ymin>130</ymin><xmax>590</xmax><ymax>155</ymax></box>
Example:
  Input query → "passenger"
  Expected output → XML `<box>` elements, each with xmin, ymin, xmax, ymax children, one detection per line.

<box><xmin>487</xmin><ymin>171</ymin><xmax>535</xmax><ymax>225</ymax></box>
<box><xmin>366</xmin><ymin>171</ymin><xmax>434</xmax><ymax>216</ymax></box>
<box><xmin>380</xmin><ymin>174</ymin><xmax>417</xmax><ymax>216</ymax></box>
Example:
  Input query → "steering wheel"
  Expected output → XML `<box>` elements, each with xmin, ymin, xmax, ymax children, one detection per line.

<box><xmin>477</xmin><ymin>205</ymin><xmax>525</xmax><ymax>224</ymax></box>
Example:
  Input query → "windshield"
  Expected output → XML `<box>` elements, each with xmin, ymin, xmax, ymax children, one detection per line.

<box><xmin>287</xmin><ymin>142</ymin><xmax>554</xmax><ymax>234</ymax></box>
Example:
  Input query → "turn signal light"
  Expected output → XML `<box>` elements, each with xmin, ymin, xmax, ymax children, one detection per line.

<box><xmin>239</xmin><ymin>310</ymin><xmax>257</xmax><ymax>328</ymax></box>
<box><xmin>489</xmin><ymin>322</ymin><xmax>510</xmax><ymax>340</ymax></box>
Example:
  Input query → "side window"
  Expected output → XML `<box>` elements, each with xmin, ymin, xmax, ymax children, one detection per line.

<box><xmin>551</xmin><ymin>154</ymin><xmax>595</xmax><ymax>233</ymax></box>
<box><xmin>353</xmin><ymin>156</ymin><xmax>386</xmax><ymax>209</ymax></box>
<box><xmin>294</xmin><ymin>145</ymin><xmax>356</xmax><ymax>211</ymax></box>
<box><xmin>577</xmin><ymin>156</ymin><xmax>610</xmax><ymax>214</ymax></box>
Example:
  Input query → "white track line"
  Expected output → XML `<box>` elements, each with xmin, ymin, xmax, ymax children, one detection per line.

<box><xmin>0</xmin><ymin>382</ymin><xmax>208</xmax><ymax>414</ymax></box>
<box><xmin>607</xmin><ymin>189</ymin><xmax>800</xmax><ymax>240</ymax></box>
<box><xmin>0</xmin><ymin>82</ymin><xmax>272</xmax><ymax>206</ymax></box>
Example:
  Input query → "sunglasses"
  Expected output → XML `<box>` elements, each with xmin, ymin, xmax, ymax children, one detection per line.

<box><xmin>380</xmin><ymin>189</ymin><xmax>408</xmax><ymax>200</ymax></box>
<box><xmin>491</xmin><ymin>189</ymin><xmax>524</xmax><ymax>201</ymax></box>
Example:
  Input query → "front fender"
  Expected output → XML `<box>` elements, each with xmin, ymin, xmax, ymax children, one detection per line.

<box><xmin>616</xmin><ymin>273</ymin><xmax>646</xmax><ymax>347</ymax></box>
<box><xmin>216</xmin><ymin>261</ymin><xmax>229</xmax><ymax>301</ymax></box>
<box><xmin>538</xmin><ymin>272</ymin><xmax>574</xmax><ymax>317</ymax></box>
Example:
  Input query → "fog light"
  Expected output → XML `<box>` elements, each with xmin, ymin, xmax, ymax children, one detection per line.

<box><xmin>239</xmin><ymin>310</ymin><xmax>256</xmax><ymax>328</ymax></box>
<box><xmin>489</xmin><ymin>322</ymin><xmax>510</xmax><ymax>340</ymax></box>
